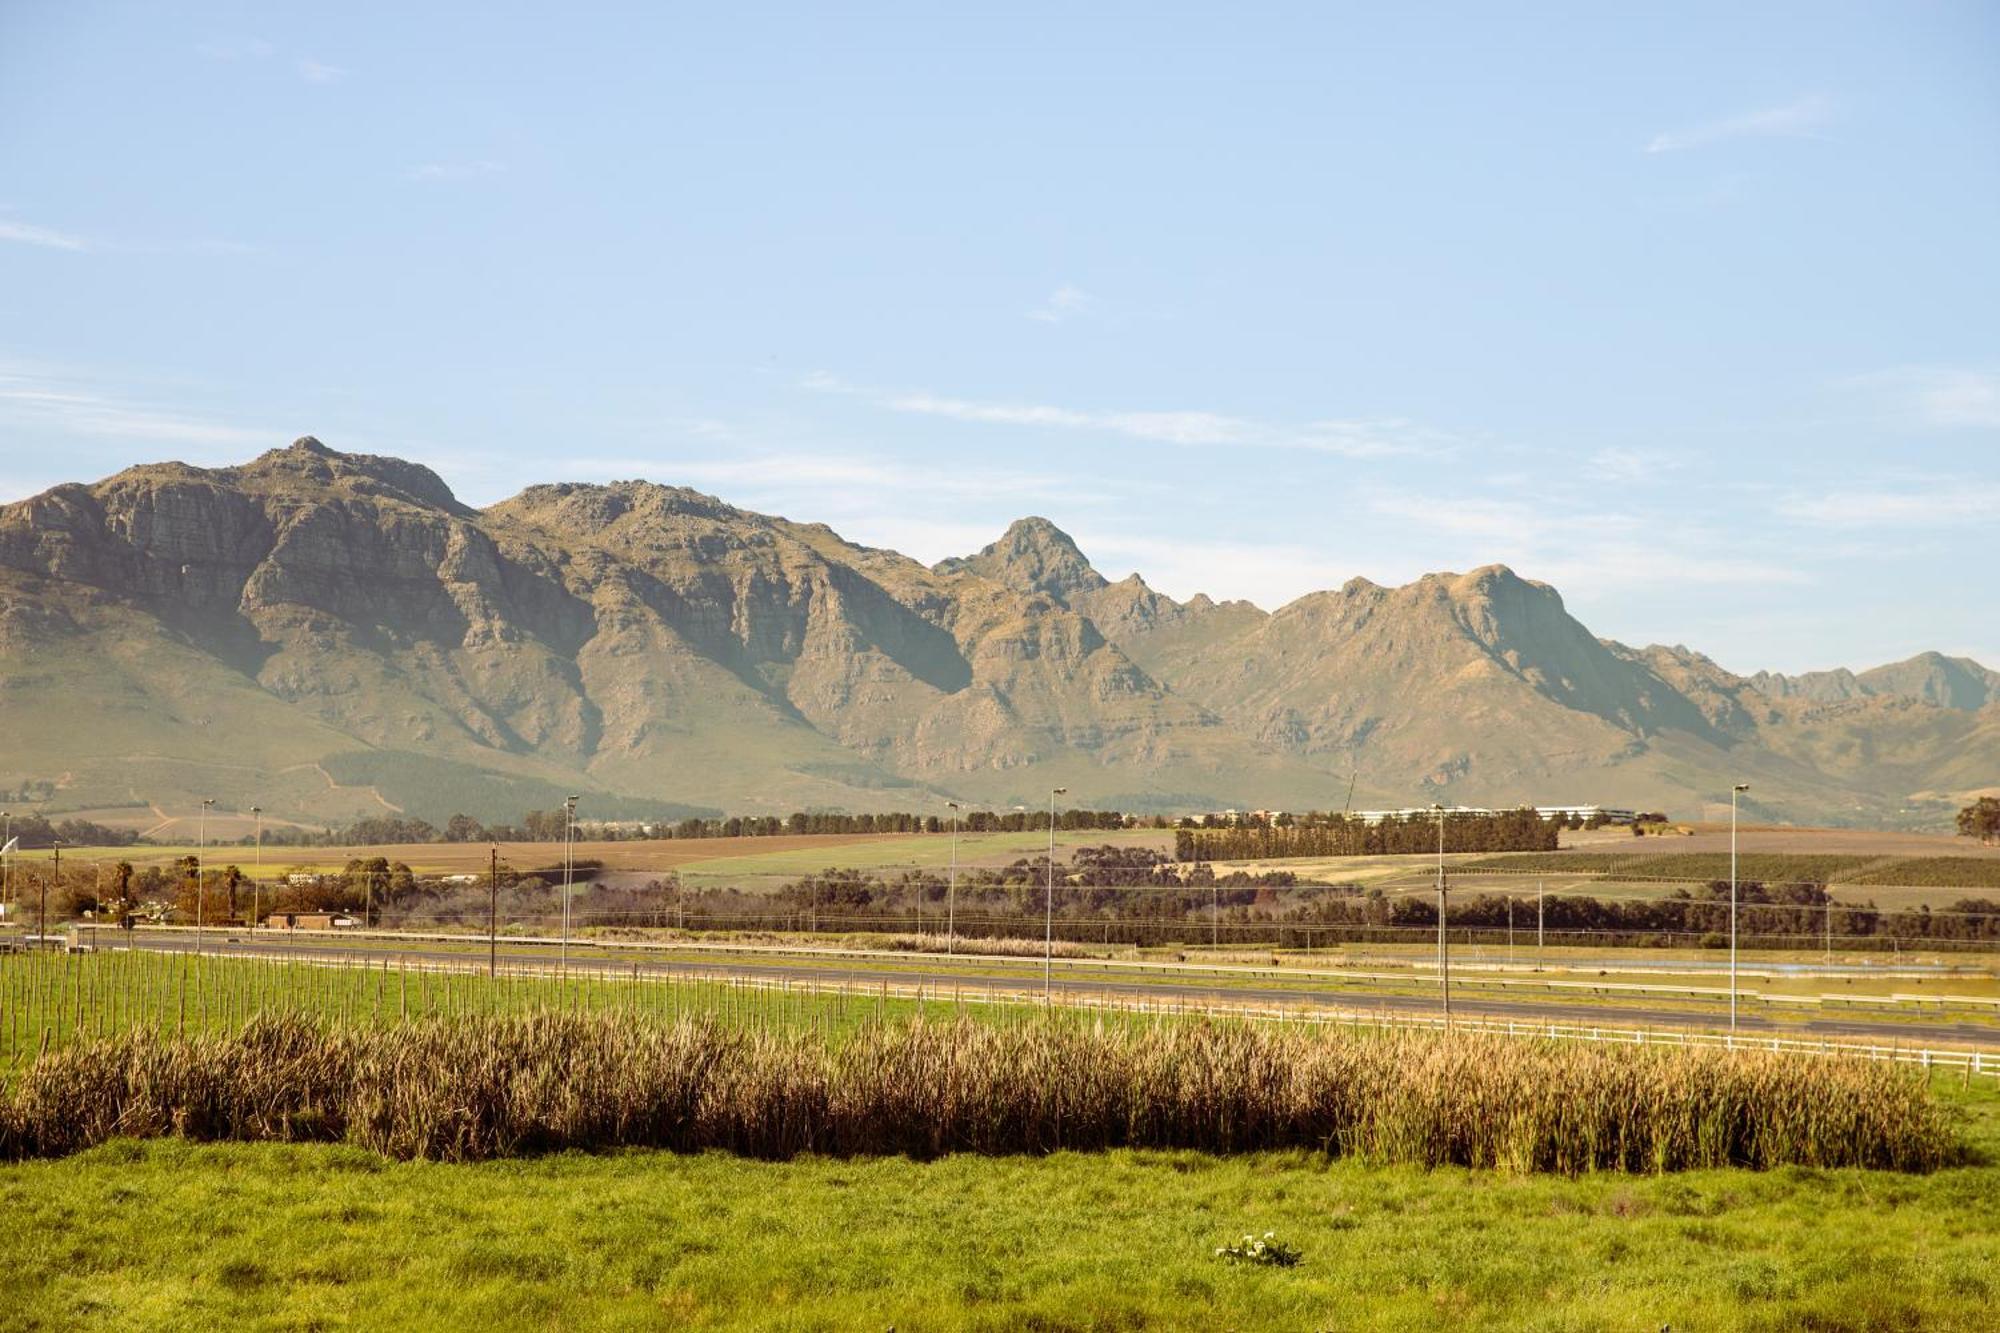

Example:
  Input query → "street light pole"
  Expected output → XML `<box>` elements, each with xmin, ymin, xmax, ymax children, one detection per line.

<box><xmin>560</xmin><ymin>795</ymin><xmax>578</xmax><ymax>974</ymax></box>
<box><xmin>250</xmin><ymin>805</ymin><xmax>263</xmax><ymax>931</ymax></box>
<box><xmin>489</xmin><ymin>844</ymin><xmax>500</xmax><ymax>979</ymax></box>
<box><xmin>1433</xmin><ymin>804</ymin><xmax>1450</xmax><ymax>1025</ymax></box>
<box><xmin>1044</xmin><ymin>787</ymin><xmax>1067</xmax><ymax>995</ymax></box>
<box><xmin>197</xmin><ymin>798</ymin><xmax>214</xmax><ymax>956</ymax></box>
<box><xmin>1537</xmin><ymin>879</ymin><xmax>1545</xmax><ymax>963</ymax></box>
<box><xmin>1730</xmin><ymin>782</ymin><xmax>1749</xmax><ymax>1034</ymax></box>
<box><xmin>45</xmin><ymin>838</ymin><xmax>62</xmax><ymax>944</ymax></box>
<box><xmin>946</xmin><ymin>801</ymin><xmax>961</xmax><ymax>956</ymax></box>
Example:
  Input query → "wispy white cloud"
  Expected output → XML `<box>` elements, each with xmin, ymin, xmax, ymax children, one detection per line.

<box><xmin>0</xmin><ymin>218</ymin><xmax>87</xmax><ymax>251</ymax></box>
<box><xmin>563</xmin><ymin>450</ymin><xmax>1075</xmax><ymax>506</ymax></box>
<box><xmin>1644</xmin><ymin>96</ymin><xmax>1830</xmax><ymax>154</ymax></box>
<box><xmin>802</xmin><ymin>372</ymin><xmax>1440</xmax><ymax>458</ymax></box>
<box><xmin>1589</xmin><ymin>447</ymin><xmax>1670</xmax><ymax>482</ymax></box>
<box><xmin>0</xmin><ymin>364</ymin><xmax>275</xmax><ymax>448</ymax></box>
<box><xmin>1027</xmin><ymin>284</ymin><xmax>1094</xmax><ymax>323</ymax></box>
<box><xmin>1778</xmin><ymin>481</ymin><xmax>2000</xmax><ymax>527</ymax></box>
<box><xmin>1852</xmin><ymin>366</ymin><xmax>2000</xmax><ymax>429</ymax></box>
<box><xmin>1365</xmin><ymin>487</ymin><xmax>1808</xmax><ymax>591</ymax></box>
<box><xmin>298</xmin><ymin>58</ymin><xmax>346</xmax><ymax>84</ymax></box>
<box><xmin>407</xmin><ymin>160</ymin><xmax>506</xmax><ymax>183</ymax></box>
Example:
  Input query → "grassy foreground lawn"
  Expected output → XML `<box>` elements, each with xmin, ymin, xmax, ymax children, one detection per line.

<box><xmin>2</xmin><ymin>1087</ymin><xmax>1995</xmax><ymax>1331</ymax></box>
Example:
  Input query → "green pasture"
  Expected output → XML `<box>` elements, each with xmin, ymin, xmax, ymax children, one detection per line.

<box><xmin>0</xmin><ymin>1083</ymin><xmax>1992</xmax><ymax>1331</ymax></box>
<box><xmin>0</xmin><ymin>950</ymin><xmax>995</xmax><ymax>1072</ymax></box>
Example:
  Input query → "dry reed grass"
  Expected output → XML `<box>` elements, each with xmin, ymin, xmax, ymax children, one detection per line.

<box><xmin>0</xmin><ymin>1012</ymin><xmax>1957</xmax><ymax>1172</ymax></box>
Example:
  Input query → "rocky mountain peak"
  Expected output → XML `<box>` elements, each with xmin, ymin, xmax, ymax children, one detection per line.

<box><xmin>490</xmin><ymin>479</ymin><xmax>749</xmax><ymax>533</ymax></box>
<box><xmin>235</xmin><ymin>437</ymin><xmax>469</xmax><ymax>516</ymax></box>
<box><xmin>1750</xmin><ymin>652</ymin><xmax>1998</xmax><ymax>712</ymax></box>
<box><xmin>951</xmin><ymin>516</ymin><xmax>1108</xmax><ymax>605</ymax></box>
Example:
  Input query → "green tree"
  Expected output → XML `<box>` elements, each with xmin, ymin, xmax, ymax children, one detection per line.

<box><xmin>443</xmin><ymin>813</ymin><xmax>484</xmax><ymax>843</ymax></box>
<box><xmin>1958</xmin><ymin>797</ymin><xmax>2000</xmax><ymax>845</ymax></box>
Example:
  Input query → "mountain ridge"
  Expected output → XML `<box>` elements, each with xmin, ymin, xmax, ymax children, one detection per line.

<box><xmin>0</xmin><ymin>440</ymin><xmax>1990</xmax><ymax>829</ymax></box>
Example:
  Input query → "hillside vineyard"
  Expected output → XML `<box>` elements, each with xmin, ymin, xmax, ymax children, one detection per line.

<box><xmin>0</xmin><ymin>439</ymin><xmax>1993</xmax><ymax>828</ymax></box>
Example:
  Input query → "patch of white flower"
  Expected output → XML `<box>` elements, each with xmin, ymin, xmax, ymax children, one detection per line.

<box><xmin>1215</xmin><ymin>1231</ymin><xmax>1302</xmax><ymax>1268</ymax></box>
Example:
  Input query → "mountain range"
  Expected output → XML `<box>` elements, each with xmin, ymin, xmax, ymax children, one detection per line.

<box><xmin>0</xmin><ymin>438</ymin><xmax>1992</xmax><ymax>830</ymax></box>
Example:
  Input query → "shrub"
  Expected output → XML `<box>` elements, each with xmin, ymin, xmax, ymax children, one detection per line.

<box><xmin>0</xmin><ymin>1012</ymin><xmax>1958</xmax><ymax>1173</ymax></box>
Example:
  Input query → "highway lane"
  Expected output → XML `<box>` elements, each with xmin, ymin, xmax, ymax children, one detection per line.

<box><xmin>113</xmin><ymin>932</ymin><xmax>2000</xmax><ymax>1049</ymax></box>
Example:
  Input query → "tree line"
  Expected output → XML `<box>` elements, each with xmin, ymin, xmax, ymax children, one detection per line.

<box><xmin>235</xmin><ymin>807</ymin><xmax>1142</xmax><ymax>847</ymax></box>
<box><xmin>1174</xmin><ymin>808</ymin><xmax>1560</xmax><ymax>861</ymax></box>
<box><xmin>11</xmin><ymin>847</ymin><xmax>2000</xmax><ymax>953</ymax></box>
<box><xmin>0</xmin><ymin>813</ymin><xmax>143</xmax><ymax>850</ymax></box>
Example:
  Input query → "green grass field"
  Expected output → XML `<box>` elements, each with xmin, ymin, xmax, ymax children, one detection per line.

<box><xmin>1459</xmin><ymin>851</ymin><xmax>2000</xmax><ymax>892</ymax></box>
<box><xmin>3</xmin><ymin>947</ymin><xmax>1996</xmax><ymax>1328</ymax></box>
<box><xmin>1</xmin><ymin>1083</ymin><xmax>1993</xmax><ymax>1330</ymax></box>
<box><xmin>0</xmin><ymin>950</ymin><xmax>1011</xmax><ymax>1072</ymax></box>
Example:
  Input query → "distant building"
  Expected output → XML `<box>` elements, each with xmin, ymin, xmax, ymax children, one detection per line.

<box><xmin>263</xmin><ymin>912</ymin><xmax>356</xmax><ymax>930</ymax></box>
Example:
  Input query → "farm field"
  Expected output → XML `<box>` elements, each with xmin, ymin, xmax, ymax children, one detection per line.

<box><xmin>0</xmin><ymin>1117</ymin><xmax>1994</xmax><ymax>1332</ymax></box>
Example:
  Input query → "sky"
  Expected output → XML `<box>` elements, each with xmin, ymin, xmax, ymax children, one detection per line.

<box><xmin>1</xmin><ymin>1</ymin><xmax>1995</xmax><ymax>675</ymax></box>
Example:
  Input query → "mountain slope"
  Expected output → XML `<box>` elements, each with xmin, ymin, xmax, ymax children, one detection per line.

<box><xmin>0</xmin><ymin>440</ymin><xmax>1990</xmax><ymax>828</ymax></box>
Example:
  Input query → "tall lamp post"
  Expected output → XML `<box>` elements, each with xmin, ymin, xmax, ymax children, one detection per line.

<box><xmin>1433</xmin><ymin>803</ymin><xmax>1451</xmax><ymax>1025</ymax></box>
<box><xmin>946</xmin><ymin>800</ymin><xmax>962</xmax><ymax>956</ymax></box>
<box><xmin>45</xmin><ymin>838</ymin><xmax>64</xmax><ymax>945</ymax></box>
<box><xmin>197</xmin><ymin>798</ymin><xmax>214</xmax><ymax>956</ymax></box>
<box><xmin>249</xmin><ymin>805</ymin><xmax>263</xmax><ymax>932</ymax></box>
<box><xmin>1044</xmin><ymin>786</ymin><xmax>1067</xmax><ymax>994</ymax></box>
<box><xmin>560</xmin><ymin>795</ymin><xmax>579</xmax><ymax>973</ymax></box>
<box><xmin>489</xmin><ymin>844</ymin><xmax>501</xmax><ymax>979</ymax></box>
<box><xmin>1729</xmin><ymin>782</ymin><xmax>1749</xmax><ymax>1034</ymax></box>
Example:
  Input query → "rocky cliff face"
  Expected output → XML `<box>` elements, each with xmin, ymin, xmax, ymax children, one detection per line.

<box><xmin>0</xmin><ymin>439</ymin><xmax>1991</xmax><ymax>827</ymax></box>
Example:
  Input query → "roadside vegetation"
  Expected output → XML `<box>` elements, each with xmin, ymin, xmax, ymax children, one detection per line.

<box><xmin>2</xmin><ymin>1007</ymin><xmax>1957</xmax><ymax>1171</ymax></box>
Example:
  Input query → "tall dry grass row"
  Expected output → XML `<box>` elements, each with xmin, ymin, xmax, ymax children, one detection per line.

<box><xmin>0</xmin><ymin>1012</ymin><xmax>1959</xmax><ymax>1172</ymax></box>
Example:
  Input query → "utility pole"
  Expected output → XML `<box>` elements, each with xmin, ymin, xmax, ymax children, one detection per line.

<box><xmin>1044</xmin><ymin>786</ymin><xmax>1067</xmax><ymax>995</ymax></box>
<box><xmin>250</xmin><ymin>805</ymin><xmax>263</xmax><ymax>931</ymax></box>
<box><xmin>1433</xmin><ymin>804</ymin><xmax>1450</xmax><ymax>1026</ymax></box>
<box><xmin>489</xmin><ymin>844</ymin><xmax>500</xmax><ymax>978</ymax></box>
<box><xmin>2</xmin><ymin>809</ymin><xmax>10</xmax><ymax>925</ymax></box>
<box><xmin>560</xmin><ymin>795</ymin><xmax>578</xmax><ymax>974</ymax></box>
<box><xmin>946</xmin><ymin>800</ymin><xmax>961</xmax><ymax>956</ymax></box>
<box><xmin>45</xmin><ymin>838</ymin><xmax>62</xmax><ymax>944</ymax></box>
<box><xmin>1537</xmin><ymin>879</ymin><xmax>1545</xmax><ymax>961</ymax></box>
<box><xmin>1730</xmin><ymin>782</ymin><xmax>1749</xmax><ymax>1034</ymax></box>
<box><xmin>197</xmin><ymin>798</ymin><xmax>213</xmax><ymax>956</ymax></box>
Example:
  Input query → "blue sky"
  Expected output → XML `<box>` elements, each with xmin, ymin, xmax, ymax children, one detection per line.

<box><xmin>2</xmin><ymin>1</ymin><xmax>1995</xmax><ymax>674</ymax></box>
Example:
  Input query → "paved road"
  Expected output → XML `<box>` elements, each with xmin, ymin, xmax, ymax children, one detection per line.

<box><xmin>116</xmin><ymin>931</ymin><xmax>2000</xmax><ymax>1049</ymax></box>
